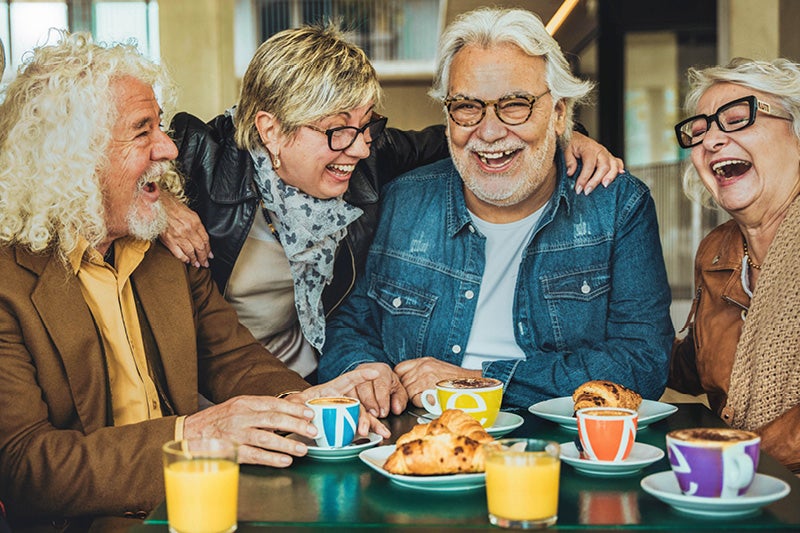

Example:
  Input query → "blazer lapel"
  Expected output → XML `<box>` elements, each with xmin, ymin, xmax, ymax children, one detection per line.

<box><xmin>131</xmin><ymin>245</ymin><xmax>198</xmax><ymax>415</ymax></box>
<box><xmin>26</xmin><ymin>251</ymin><xmax>109</xmax><ymax>433</ymax></box>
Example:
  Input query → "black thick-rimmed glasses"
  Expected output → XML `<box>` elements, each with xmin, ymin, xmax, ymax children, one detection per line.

<box><xmin>305</xmin><ymin>115</ymin><xmax>388</xmax><ymax>151</ymax></box>
<box><xmin>443</xmin><ymin>90</ymin><xmax>551</xmax><ymax>127</ymax></box>
<box><xmin>674</xmin><ymin>95</ymin><xmax>793</xmax><ymax>148</ymax></box>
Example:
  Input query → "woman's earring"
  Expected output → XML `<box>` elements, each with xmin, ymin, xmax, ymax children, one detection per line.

<box><xmin>271</xmin><ymin>153</ymin><xmax>281</xmax><ymax>170</ymax></box>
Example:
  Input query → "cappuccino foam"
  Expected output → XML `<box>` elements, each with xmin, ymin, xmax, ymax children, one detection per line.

<box><xmin>308</xmin><ymin>397</ymin><xmax>358</xmax><ymax>406</ymax></box>
<box><xmin>669</xmin><ymin>428</ymin><xmax>758</xmax><ymax>443</ymax></box>
<box><xmin>438</xmin><ymin>377</ymin><xmax>502</xmax><ymax>389</ymax></box>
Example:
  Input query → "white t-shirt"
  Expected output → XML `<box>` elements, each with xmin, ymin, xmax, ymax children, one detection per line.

<box><xmin>461</xmin><ymin>203</ymin><xmax>547</xmax><ymax>370</ymax></box>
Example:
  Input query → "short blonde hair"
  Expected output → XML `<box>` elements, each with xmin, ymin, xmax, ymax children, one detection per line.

<box><xmin>0</xmin><ymin>30</ymin><xmax>182</xmax><ymax>260</ymax></box>
<box><xmin>235</xmin><ymin>22</ymin><xmax>383</xmax><ymax>151</ymax></box>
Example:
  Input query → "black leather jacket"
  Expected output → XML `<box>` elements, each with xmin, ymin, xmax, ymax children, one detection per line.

<box><xmin>169</xmin><ymin>112</ymin><xmax>448</xmax><ymax>315</ymax></box>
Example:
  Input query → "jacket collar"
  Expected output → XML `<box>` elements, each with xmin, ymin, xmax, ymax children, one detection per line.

<box><xmin>22</xmin><ymin>248</ymin><xmax>111</xmax><ymax>433</ymax></box>
<box><xmin>206</xmin><ymin>113</ymin><xmax>379</xmax><ymax>207</ymax></box>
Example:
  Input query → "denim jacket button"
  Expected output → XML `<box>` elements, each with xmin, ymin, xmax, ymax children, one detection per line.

<box><xmin>392</xmin><ymin>297</ymin><xmax>402</xmax><ymax>308</ymax></box>
<box><xmin>581</xmin><ymin>281</ymin><xmax>591</xmax><ymax>294</ymax></box>
<box><xmin>468</xmin><ymin>224</ymin><xmax>476</xmax><ymax>233</ymax></box>
<box><xmin>451</xmin><ymin>344</ymin><xmax>462</xmax><ymax>354</ymax></box>
<box><xmin>464</xmin><ymin>290</ymin><xmax>474</xmax><ymax>299</ymax></box>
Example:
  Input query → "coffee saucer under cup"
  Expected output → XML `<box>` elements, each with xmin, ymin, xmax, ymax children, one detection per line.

<box><xmin>640</xmin><ymin>471</ymin><xmax>790</xmax><ymax>519</ymax></box>
<box><xmin>288</xmin><ymin>432</ymin><xmax>382</xmax><ymax>461</ymax></box>
<box><xmin>416</xmin><ymin>411</ymin><xmax>524</xmax><ymax>438</ymax></box>
<box><xmin>560</xmin><ymin>441</ymin><xmax>664</xmax><ymax>477</ymax></box>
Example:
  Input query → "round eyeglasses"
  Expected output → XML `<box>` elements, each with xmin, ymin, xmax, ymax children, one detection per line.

<box><xmin>443</xmin><ymin>90</ymin><xmax>551</xmax><ymax>127</ymax></box>
<box><xmin>674</xmin><ymin>95</ymin><xmax>792</xmax><ymax>148</ymax></box>
<box><xmin>305</xmin><ymin>115</ymin><xmax>388</xmax><ymax>152</ymax></box>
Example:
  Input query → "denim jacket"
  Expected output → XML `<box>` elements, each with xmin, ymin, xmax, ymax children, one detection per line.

<box><xmin>319</xmin><ymin>149</ymin><xmax>673</xmax><ymax>408</ymax></box>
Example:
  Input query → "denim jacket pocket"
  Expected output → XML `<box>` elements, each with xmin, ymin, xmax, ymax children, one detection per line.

<box><xmin>368</xmin><ymin>276</ymin><xmax>437</xmax><ymax>358</ymax></box>
<box><xmin>540</xmin><ymin>265</ymin><xmax>611</xmax><ymax>348</ymax></box>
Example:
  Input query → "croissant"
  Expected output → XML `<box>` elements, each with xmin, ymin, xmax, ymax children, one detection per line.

<box><xmin>384</xmin><ymin>409</ymin><xmax>493</xmax><ymax>475</ymax></box>
<box><xmin>384</xmin><ymin>433</ymin><xmax>486</xmax><ymax>475</ymax></box>
<box><xmin>397</xmin><ymin>409</ymin><xmax>492</xmax><ymax>446</ymax></box>
<box><xmin>572</xmin><ymin>380</ymin><xmax>642</xmax><ymax>412</ymax></box>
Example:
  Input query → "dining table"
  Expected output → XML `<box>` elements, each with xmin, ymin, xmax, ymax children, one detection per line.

<box><xmin>136</xmin><ymin>402</ymin><xmax>799</xmax><ymax>532</ymax></box>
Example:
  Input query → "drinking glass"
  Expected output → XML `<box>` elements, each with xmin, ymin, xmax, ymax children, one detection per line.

<box><xmin>484</xmin><ymin>438</ymin><xmax>561</xmax><ymax>529</ymax></box>
<box><xmin>163</xmin><ymin>438</ymin><xmax>239</xmax><ymax>533</ymax></box>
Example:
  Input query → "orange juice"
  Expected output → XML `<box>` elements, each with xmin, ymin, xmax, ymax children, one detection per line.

<box><xmin>164</xmin><ymin>458</ymin><xmax>238</xmax><ymax>533</ymax></box>
<box><xmin>485</xmin><ymin>448</ymin><xmax>560</xmax><ymax>523</ymax></box>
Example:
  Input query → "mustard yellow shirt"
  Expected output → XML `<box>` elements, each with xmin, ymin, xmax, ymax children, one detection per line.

<box><xmin>68</xmin><ymin>237</ymin><xmax>163</xmax><ymax>426</ymax></box>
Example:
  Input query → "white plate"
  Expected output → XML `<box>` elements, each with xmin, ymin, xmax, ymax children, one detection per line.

<box><xmin>289</xmin><ymin>432</ymin><xmax>382</xmax><ymax>461</ymax></box>
<box><xmin>640</xmin><ymin>471</ymin><xmax>790</xmax><ymax>519</ymax></box>
<box><xmin>416</xmin><ymin>411</ymin><xmax>524</xmax><ymax>438</ymax></box>
<box><xmin>528</xmin><ymin>397</ymin><xmax>678</xmax><ymax>431</ymax></box>
<box><xmin>359</xmin><ymin>445</ymin><xmax>486</xmax><ymax>492</ymax></box>
<box><xmin>560</xmin><ymin>441</ymin><xmax>664</xmax><ymax>477</ymax></box>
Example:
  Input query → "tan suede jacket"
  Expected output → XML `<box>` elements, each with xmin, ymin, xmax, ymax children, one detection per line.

<box><xmin>0</xmin><ymin>242</ymin><xmax>309</xmax><ymax>527</ymax></box>
<box><xmin>670</xmin><ymin>220</ymin><xmax>800</xmax><ymax>473</ymax></box>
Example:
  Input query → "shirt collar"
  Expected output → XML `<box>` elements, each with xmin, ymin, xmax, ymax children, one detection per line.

<box><xmin>67</xmin><ymin>236</ymin><xmax>151</xmax><ymax>274</ymax></box>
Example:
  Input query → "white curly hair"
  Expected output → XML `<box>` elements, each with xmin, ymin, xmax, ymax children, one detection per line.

<box><xmin>0</xmin><ymin>30</ymin><xmax>183</xmax><ymax>261</ymax></box>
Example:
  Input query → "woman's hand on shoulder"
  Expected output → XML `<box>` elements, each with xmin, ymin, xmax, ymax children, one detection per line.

<box><xmin>565</xmin><ymin>131</ymin><xmax>625</xmax><ymax>195</ymax></box>
<box><xmin>159</xmin><ymin>192</ymin><xmax>213</xmax><ymax>268</ymax></box>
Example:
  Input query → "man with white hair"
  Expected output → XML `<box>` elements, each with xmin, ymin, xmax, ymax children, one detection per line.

<box><xmin>0</xmin><ymin>31</ymin><xmax>388</xmax><ymax>529</ymax></box>
<box><xmin>320</xmin><ymin>7</ymin><xmax>674</xmax><ymax>415</ymax></box>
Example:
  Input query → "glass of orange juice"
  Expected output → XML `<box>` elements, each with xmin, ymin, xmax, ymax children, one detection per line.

<box><xmin>484</xmin><ymin>438</ymin><xmax>561</xmax><ymax>529</ymax></box>
<box><xmin>163</xmin><ymin>438</ymin><xmax>239</xmax><ymax>533</ymax></box>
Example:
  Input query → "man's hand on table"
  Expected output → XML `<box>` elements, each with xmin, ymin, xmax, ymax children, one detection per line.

<box><xmin>394</xmin><ymin>357</ymin><xmax>482</xmax><ymax>408</ymax></box>
<box><xmin>349</xmin><ymin>362</ymin><xmax>409</xmax><ymax>418</ymax></box>
<box><xmin>182</xmin><ymin>367</ymin><xmax>391</xmax><ymax>468</ymax></box>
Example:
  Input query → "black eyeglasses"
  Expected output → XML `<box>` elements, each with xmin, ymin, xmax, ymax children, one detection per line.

<box><xmin>674</xmin><ymin>95</ymin><xmax>792</xmax><ymax>148</ymax></box>
<box><xmin>305</xmin><ymin>115</ymin><xmax>387</xmax><ymax>151</ymax></box>
<box><xmin>443</xmin><ymin>90</ymin><xmax>551</xmax><ymax>127</ymax></box>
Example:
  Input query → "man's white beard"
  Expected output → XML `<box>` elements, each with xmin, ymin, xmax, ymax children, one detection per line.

<box><xmin>126</xmin><ymin>162</ymin><xmax>169</xmax><ymax>241</ymax></box>
<box><xmin>452</xmin><ymin>116</ymin><xmax>557</xmax><ymax>208</ymax></box>
<box><xmin>126</xmin><ymin>198</ymin><xmax>167</xmax><ymax>241</ymax></box>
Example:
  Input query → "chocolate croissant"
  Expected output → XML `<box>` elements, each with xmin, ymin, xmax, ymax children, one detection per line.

<box><xmin>572</xmin><ymin>380</ymin><xmax>642</xmax><ymax>412</ymax></box>
<box><xmin>384</xmin><ymin>433</ymin><xmax>486</xmax><ymax>475</ymax></box>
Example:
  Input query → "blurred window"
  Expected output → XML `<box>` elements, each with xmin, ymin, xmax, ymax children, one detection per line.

<box><xmin>247</xmin><ymin>0</ymin><xmax>442</xmax><ymax>77</ymax></box>
<box><xmin>0</xmin><ymin>0</ymin><xmax>158</xmax><ymax>79</ymax></box>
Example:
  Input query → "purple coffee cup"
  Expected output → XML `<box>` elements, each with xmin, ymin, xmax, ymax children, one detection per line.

<box><xmin>666</xmin><ymin>428</ymin><xmax>760</xmax><ymax>498</ymax></box>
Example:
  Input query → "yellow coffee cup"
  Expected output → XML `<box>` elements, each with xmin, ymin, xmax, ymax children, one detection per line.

<box><xmin>421</xmin><ymin>377</ymin><xmax>504</xmax><ymax>427</ymax></box>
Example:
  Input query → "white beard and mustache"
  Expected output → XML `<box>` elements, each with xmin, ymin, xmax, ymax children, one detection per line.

<box><xmin>125</xmin><ymin>161</ymin><xmax>170</xmax><ymax>241</ymax></box>
<box><xmin>451</xmin><ymin>115</ymin><xmax>557</xmax><ymax>208</ymax></box>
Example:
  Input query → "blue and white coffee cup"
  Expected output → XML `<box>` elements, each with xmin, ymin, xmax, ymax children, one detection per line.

<box><xmin>305</xmin><ymin>397</ymin><xmax>360</xmax><ymax>448</ymax></box>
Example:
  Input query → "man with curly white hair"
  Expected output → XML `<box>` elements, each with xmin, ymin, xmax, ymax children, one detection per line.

<box><xmin>0</xmin><ymin>31</ymin><xmax>388</xmax><ymax>529</ymax></box>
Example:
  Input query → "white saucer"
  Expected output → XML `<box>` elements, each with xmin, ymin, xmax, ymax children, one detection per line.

<box><xmin>288</xmin><ymin>432</ymin><xmax>382</xmax><ymax>461</ymax></box>
<box><xmin>640</xmin><ymin>471</ymin><xmax>791</xmax><ymax>518</ymax></box>
<box><xmin>415</xmin><ymin>411</ymin><xmax>524</xmax><ymax>438</ymax></box>
<box><xmin>359</xmin><ymin>445</ymin><xmax>486</xmax><ymax>492</ymax></box>
<box><xmin>528</xmin><ymin>397</ymin><xmax>677</xmax><ymax>431</ymax></box>
<box><xmin>559</xmin><ymin>441</ymin><xmax>664</xmax><ymax>477</ymax></box>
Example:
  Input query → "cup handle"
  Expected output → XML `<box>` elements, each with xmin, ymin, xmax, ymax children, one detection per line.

<box><xmin>420</xmin><ymin>389</ymin><xmax>441</xmax><ymax>416</ymax></box>
<box><xmin>724</xmin><ymin>446</ymin><xmax>756</xmax><ymax>490</ymax></box>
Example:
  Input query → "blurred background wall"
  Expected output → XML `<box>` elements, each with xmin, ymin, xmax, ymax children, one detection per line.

<box><xmin>2</xmin><ymin>0</ymin><xmax>799</xmax><ymax>329</ymax></box>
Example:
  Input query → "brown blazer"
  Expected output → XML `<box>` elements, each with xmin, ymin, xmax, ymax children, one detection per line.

<box><xmin>0</xmin><ymin>242</ymin><xmax>309</xmax><ymax>525</ymax></box>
